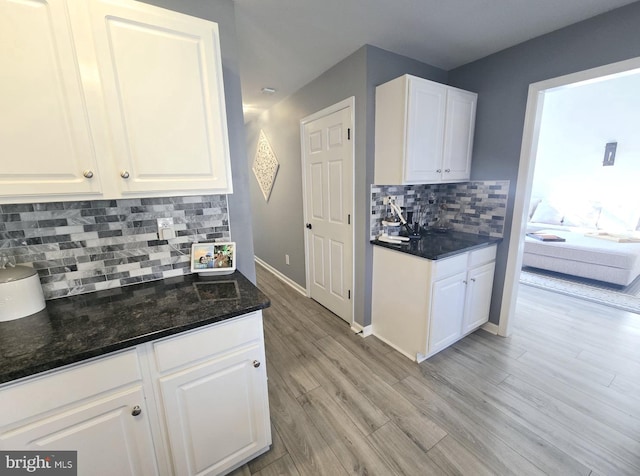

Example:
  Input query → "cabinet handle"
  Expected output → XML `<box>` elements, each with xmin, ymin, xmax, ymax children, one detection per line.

<box><xmin>252</xmin><ymin>360</ymin><xmax>261</xmax><ymax>368</ymax></box>
<box><xmin>120</xmin><ymin>170</ymin><xmax>130</xmax><ymax>179</ymax></box>
<box><xmin>445</xmin><ymin>169</ymin><xmax>451</xmax><ymax>173</ymax></box>
<box><xmin>131</xmin><ymin>405</ymin><xmax>142</xmax><ymax>417</ymax></box>
<box><xmin>470</xmin><ymin>278</ymin><xmax>476</xmax><ymax>282</ymax></box>
<box><xmin>463</xmin><ymin>280</ymin><xmax>467</xmax><ymax>284</ymax></box>
<box><xmin>83</xmin><ymin>170</ymin><xmax>94</xmax><ymax>179</ymax></box>
<box><xmin>436</xmin><ymin>169</ymin><xmax>442</xmax><ymax>173</ymax></box>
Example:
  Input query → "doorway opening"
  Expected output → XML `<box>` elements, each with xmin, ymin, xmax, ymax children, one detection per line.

<box><xmin>500</xmin><ymin>57</ymin><xmax>640</xmax><ymax>336</ymax></box>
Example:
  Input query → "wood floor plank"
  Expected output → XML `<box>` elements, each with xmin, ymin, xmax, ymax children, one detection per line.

<box><xmin>263</xmin><ymin>320</ymin><xmax>320</xmax><ymax>398</ymax></box>
<box><xmin>399</xmin><ymin>362</ymin><xmax>585</xmax><ymax>476</ymax></box>
<box><xmin>248</xmin><ymin>424</ymin><xmax>288</xmax><ymax>474</ymax></box>
<box><xmin>367</xmin><ymin>422</ymin><xmax>447</xmax><ymax>475</ymax></box>
<box><xmin>297</xmin><ymin>387</ymin><xmax>398</xmax><ymax>476</ymax></box>
<box><xmin>253</xmin><ymin>455</ymin><xmax>300</xmax><ymax>476</ymax></box>
<box><xmin>313</xmin><ymin>336</ymin><xmax>447</xmax><ymax>452</ymax></box>
<box><xmin>395</xmin><ymin>376</ymin><xmax>544</xmax><ymax>476</ymax></box>
<box><xmin>499</xmin><ymin>374</ymin><xmax>640</xmax><ymax>472</ymax></box>
<box><xmin>516</xmin><ymin>347</ymin><xmax>616</xmax><ymax>388</ymax></box>
<box><xmin>266</xmin><ymin>366</ymin><xmax>347</xmax><ymax>475</ymax></box>
<box><xmin>454</xmin><ymin>335</ymin><xmax>640</xmax><ymax>439</ymax></box>
<box><xmin>279</xmin><ymin>330</ymin><xmax>390</xmax><ymax>436</ymax></box>
<box><xmin>251</xmin><ymin>264</ymin><xmax>640</xmax><ymax>476</ymax></box>
<box><xmin>427</xmin><ymin>435</ymin><xmax>496</xmax><ymax>476</ymax></box>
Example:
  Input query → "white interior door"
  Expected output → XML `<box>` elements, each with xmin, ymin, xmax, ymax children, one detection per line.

<box><xmin>302</xmin><ymin>100</ymin><xmax>354</xmax><ymax>323</ymax></box>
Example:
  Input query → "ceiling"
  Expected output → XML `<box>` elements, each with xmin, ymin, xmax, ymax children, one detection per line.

<box><xmin>233</xmin><ymin>0</ymin><xmax>638</xmax><ymax>122</ymax></box>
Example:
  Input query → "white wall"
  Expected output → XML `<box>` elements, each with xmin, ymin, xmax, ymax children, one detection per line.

<box><xmin>533</xmin><ymin>72</ymin><xmax>640</xmax><ymax>204</ymax></box>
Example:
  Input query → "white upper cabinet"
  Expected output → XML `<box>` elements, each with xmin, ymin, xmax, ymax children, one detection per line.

<box><xmin>0</xmin><ymin>0</ymin><xmax>102</xmax><ymax>198</ymax></box>
<box><xmin>0</xmin><ymin>0</ymin><xmax>232</xmax><ymax>204</ymax></box>
<box><xmin>374</xmin><ymin>74</ymin><xmax>477</xmax><ymax>185</ymax></box>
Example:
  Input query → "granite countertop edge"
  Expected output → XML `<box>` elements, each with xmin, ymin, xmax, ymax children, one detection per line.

<box><xmin>0</xmin><ymin>271</ymin><xmax>270</xmax><ymax>385</ymax></box>
<box><xmin>371</xmin><ymin>231</ymin><xmax>501</xmax><ymax>260</ymax></box>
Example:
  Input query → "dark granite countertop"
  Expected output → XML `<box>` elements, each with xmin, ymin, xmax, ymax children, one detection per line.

<box><xmin>0</xmin><ymin>271</ymin><xmax>269</xmax><ymax>385</ymax></box>
<box><xmin>371</xmin><ymin>230</ymin><xmax>500</xmax><ymax>260</ymax></box>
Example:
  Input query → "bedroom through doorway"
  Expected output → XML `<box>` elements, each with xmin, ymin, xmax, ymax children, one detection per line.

<box><xmin>517</xmin><ymin>70</ymin><xmax>640</xmax><ymax>314</ymax></box>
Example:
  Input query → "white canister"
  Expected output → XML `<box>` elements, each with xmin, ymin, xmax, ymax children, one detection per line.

<box><xmin>0</xmin><ymin>266</ymin><xmax>46</xmax><ymax>322</ymax></box>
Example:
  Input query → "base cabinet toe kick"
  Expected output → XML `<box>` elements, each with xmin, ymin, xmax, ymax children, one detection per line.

<box><xmin>372</xmin><ymin>244</ymin><xmax>496</xmax><ymax>362</ymax></box>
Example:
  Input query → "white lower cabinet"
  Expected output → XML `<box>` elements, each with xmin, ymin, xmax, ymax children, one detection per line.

<box><xmin>153</xmin><ymin>313</ymin><xmax>271</xmax><ymax>476</ymax></box>
<box><xmin>372</xmin><ymin>244</ymin><xmax>496</xmax><ymax>361</ymax></box>
<box><xmin>0</xmin><ymin>311</ymin><xmax>270</xmax><ymax>476</ymax></box>
<box><xmin>0</xmin><ymin>350</ymin><xmax>157</xmax><ymax>476</ymax></box>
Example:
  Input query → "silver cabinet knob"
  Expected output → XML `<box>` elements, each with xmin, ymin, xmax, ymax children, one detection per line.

<box><xmin>252</xmin><ymin>360</ymin><xmax>261</xmax><ymax>368</ymax></box>
<box><xmin>463</xmin><ymin>280</ymin><xmax>468</xmax><ymax>285</ymax></box>
<box><xmin>436</xmin><ymin>169</ymin><xmax>442</xmax><ymax>173</ymax></box>
<box><xmin>470</xmin><ymin>278</ymin><xmax>476</xmax><ymax>282</ymax></box>
<box><xmin>83</xmin><ymin>170</ymin><xmax>94</xmax><ymax>179</ymax></box>
<box><xmin>120</xmin><ymin>170</ymin><xmax>130</xmax><ymax>179</ymax></box>
<box><xmin>131</xmin><ymin>405</ymin><xmax>142</xmax><ymax>417</ymax></box>
<box><xmin>445</xmin><ymin>169</ymin><xmax>451</xmax><ymax>173</ymax></box>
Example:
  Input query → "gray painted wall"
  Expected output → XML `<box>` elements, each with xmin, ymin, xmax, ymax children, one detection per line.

<box><xmin>448</xmin><ymin>1</ymin><xmax>640</xmax><ymax>324</ymax></box>
<box><xmin>248</xmin><ymin>46</ymin><xmax>367</xmax><ymax>320</ymax></box>
<box><xmin>142</xmin><ymin>0</ymin><xmax>256</xmax><ymax>282</ymax></box>
<box><xmin>248</xmin><ymin>45</ymin><xmax>447</xmax><ymax>326</ymax></box>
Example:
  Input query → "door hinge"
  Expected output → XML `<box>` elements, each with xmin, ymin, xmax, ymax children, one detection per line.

<box><xmin>348</xmin><ymin>290</ymin><xmax>351</xmax><ymax>299</ymax></box>
<box><xmin>347</xmin><ymin>128</ymin><xmax>351</xmax><ymax>140</ymax></box>
<box><xmin>347</xmin><ymin>214</ymin><xmax>351</xmax><ymax>225</ymax></box>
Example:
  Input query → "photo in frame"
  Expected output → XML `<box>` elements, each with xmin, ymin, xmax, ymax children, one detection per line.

<box><xmin>190</xmin><ymin>242</ymin><xmax>236</xmax><ymax>275</ymax></box>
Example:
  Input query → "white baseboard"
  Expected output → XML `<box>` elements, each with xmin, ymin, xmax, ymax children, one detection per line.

<box><xmin>481</xmin><ymin>321</ymin><xmax>499</xmax><ymax>335</ymax></box>
<box><xmin>254</xmin><ymin>256</ymin><xmax>307</xmax><ymax>296</ymax></box>
<box><xmin>350</xmin><ymin>322</ymin><xmax>372</xmax><ymax>337</ymax></box>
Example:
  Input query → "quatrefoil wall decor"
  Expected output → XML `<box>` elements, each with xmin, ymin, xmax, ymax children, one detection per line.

<box><xmin>252</xmin><ymin>130</ymin><xmax>280</xmax><ymax>201</ymax></box>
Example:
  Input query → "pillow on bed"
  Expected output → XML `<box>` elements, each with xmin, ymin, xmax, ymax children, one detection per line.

<box><xmin>530</xmin><ymin>200</ymin><xmax>563</xmax><ymax>225</ymax></box>
<box><xmin>598</xmin><ymin>203</ymin><xmax>640</xmax><ymax>232</ymax></box>
<box><xmin>562</xmin><ymin>202</ymin><xmax>601</xmax><ymax>228</ymax></box>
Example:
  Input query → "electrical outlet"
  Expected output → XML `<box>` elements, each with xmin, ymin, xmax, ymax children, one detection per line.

<box><xmin>157</xmin><ymin>217</ymin><xmax>176</xmax><ymax>240</ymax></box>
<box><xmin>285</xmin><ymin>254</ymin><xmax>290</xmax><ymax>265</ymax></box>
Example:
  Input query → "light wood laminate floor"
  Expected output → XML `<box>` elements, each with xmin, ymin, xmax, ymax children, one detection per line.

<box><xmin>230</xmin><ymin>265</ymin><xmax>640</xmax><ymax>475</ymax></box>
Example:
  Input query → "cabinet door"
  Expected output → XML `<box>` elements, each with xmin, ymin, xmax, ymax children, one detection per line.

<box><xmin>443</xmin><ymin>88</ymin><xmax>476</xmax><ymax>182</ymax></box>
<box><xmin>0</xmin><ymin>386</ymin><xmax>157</xmax><ymax>476</ymax></box>
<box><xmin>462</xmin><ymin>262</ymin><xmax>495</xmax><ymax>334</ymax></box>
<box><xmin>85</xmin><ymin>0</ymin><xmax>232</xmax><ymax>195</ymax></box>
<box><xmin>0</xmin><ymin>0</ymin><xmax>101</xmax><ymax>200</ymax></box>
<box><xmin>404</xmin><ymin>78</ymin><xmax>447</xmax><ymax>183</ymax></box>
<box><xmin>159</xmin><ymin>345</ymin><xmax>270</xmax><ymax>476</ymax></box>
<box><xmin>429</xmin><ymin>272</ymin><xmax>466</xmax><ymax>355</ymax></box>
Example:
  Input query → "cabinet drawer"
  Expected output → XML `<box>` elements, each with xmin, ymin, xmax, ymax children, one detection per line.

<box><xmin>433</xmin><ymin>253</ymin><xmax>468</xmax><ymax>279</ymax></box>
<box><xmin>469</xmin><ymin>245</ymin><xmax>497</xmax><ymax>267</ymax></box>
<box><xmin>0</xmin><ymin>349</ymin><xmax>141</xmax><ymax>428</ymax></box>
<box><xmin>153</xmin><ymin>312</ymin><xmax>263</xmax><ymax>374</ymax></box>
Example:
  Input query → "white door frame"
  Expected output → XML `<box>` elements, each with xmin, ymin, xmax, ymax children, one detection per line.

<box><xmin>300</xmin><ymin>97</ymin><xmax>355</xmax><ymax>324</ymax></box>
<box><xmin>499</xmin><ymin>56</ymin><xmax>640</xmax><ymax>337</ymax></box>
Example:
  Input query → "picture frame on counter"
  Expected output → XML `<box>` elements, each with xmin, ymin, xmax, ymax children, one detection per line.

<box><xmin>191</xmin><ymin>242</ymin><xmax>236</xmax><ymax>275</ymax></box>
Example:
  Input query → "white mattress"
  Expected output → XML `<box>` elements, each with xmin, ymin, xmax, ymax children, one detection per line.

<box><xmin>523</xmin><ymin>229</ymin><xmax>640</xmax><ymax>286</ymax></box>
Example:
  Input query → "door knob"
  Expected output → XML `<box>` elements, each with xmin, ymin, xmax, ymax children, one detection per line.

<box><xmin>83</xmin><ymin>170</ymin><xmax>94</xmax><ymax>179</ymax></box>
<box><xmin>131</xmin><ymin>405</ymin><xmax>142</xmax><ymax>417</ymax></box>
<box><xmin>120</xmin><ymin>170</ymin><xmax>130</xmax><ymax>179</ymax></box>
<box><xmin>306</xmin><ymin>223</ymin><xmax>312</xmax><ymax>230</ymax></box>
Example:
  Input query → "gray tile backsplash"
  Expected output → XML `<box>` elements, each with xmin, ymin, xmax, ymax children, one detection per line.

<box><xmin>371</xmin><ymin>181</ymin><xmax>509</xmax><ymax>239</ymax></box>
<box><xmin>0</xmin><ymin>195</ymin><xmax>230</xmax><ymax>299</ymax></box>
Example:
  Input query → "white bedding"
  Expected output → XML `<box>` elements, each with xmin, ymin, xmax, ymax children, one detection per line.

<box><xmin>523</xmin><ymin>229</ymin><xmax>640</xmax><ymax>286</ymax></box>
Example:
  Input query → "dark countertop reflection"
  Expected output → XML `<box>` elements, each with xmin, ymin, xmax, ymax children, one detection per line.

<box><xmin>371</xmin><ymin>230</ymin><xmax>500</xmax><ymax>260</ymax></box>
<box><xmin>0</xmin><ymin>271</ymin><xmax>270</xmax><ymax>384</ymax></box>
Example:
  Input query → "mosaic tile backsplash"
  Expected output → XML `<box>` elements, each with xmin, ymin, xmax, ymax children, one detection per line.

<box><xmin>0</xmin><ymin>195</ymin><xmax>230</xmax><ymax>299</ymax></box>
<box><xmin>371</xmin><ymin>181</ymin><xmax>509</xmax><ymax>239</ymax></box>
